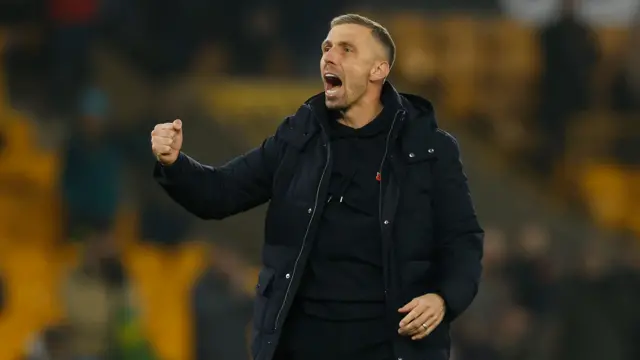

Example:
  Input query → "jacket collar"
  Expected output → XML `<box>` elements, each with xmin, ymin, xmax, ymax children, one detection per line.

<box><xmin>282</xmin><ymin>81</ymin><xmax>439</xmax><ymax>153</ymax></box>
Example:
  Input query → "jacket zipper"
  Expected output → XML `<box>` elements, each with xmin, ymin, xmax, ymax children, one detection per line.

<box><xmin>273</xmin><ymin>110</ymin><xmax>330</xmax><ymax>330</ymax></box>
<box><xmin>378</xmin><ymin>110</ymin><xmax>403</xmax><ymax>232</ymax></box>
<box><xmin>378</xmin><ymin>110</ymin><xmax>403</xmax><ymax>303</ymax></box>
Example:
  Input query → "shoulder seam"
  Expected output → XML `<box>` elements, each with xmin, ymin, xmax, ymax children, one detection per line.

<box><xmin>435</xmin><ymin>128</ymin><xmax>458</xmax><ymax>147</ymax></box>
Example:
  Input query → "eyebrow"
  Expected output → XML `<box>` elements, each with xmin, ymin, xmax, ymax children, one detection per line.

<box><xmin>321</xmin><ymin>40</ymin><xmax>357</xmax><ymax>49</ymax></box>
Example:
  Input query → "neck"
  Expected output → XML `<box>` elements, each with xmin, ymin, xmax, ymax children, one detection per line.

<box><xmin>339</xmin><ymin>90</ymin><xmax>384</xmax><ymax>129</ymax></box>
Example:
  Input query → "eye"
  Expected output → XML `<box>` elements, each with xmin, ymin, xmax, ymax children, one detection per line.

<box><xmin>344</xmin><ymin>47</ymin><xmax>353</xmax><ymax>53</ymax></box>
<box><xmin>322</xmin><ymin>45</ymin><xmax>331</xmax><ymax>53</ymax></box>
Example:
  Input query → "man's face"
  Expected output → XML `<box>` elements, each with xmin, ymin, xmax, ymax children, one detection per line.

<box><xmin>320</xmin><ymin>24</ymin><xmax>384</xmax><ymax>110</ymax></box>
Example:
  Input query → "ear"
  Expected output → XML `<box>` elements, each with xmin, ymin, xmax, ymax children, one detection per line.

<box><xmin>370</xmin><ymin>61</ymin><xmax>390</xmax><ymax>82</ymax></box>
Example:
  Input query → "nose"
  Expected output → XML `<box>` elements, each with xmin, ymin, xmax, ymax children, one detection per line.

<box><xmin>322</xmin><ymin>48</ymin><xmax>338</xmax><ymax>65</ymax></box>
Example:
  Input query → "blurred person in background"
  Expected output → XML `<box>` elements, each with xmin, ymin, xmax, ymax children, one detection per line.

<box><xmin>24</xmin><ymin>325</ymin><xmax>71</xmax><ymax>360</ymax></box>
<box><xmin>58</xmin><ymin>225</ymin><xmax>156</xmax><ymax>360</ymax></box>
<box><xmin>505</xmin><ymin>223</ymin><xmax>557</xmax><ymax>359</ymax></box>
<box><xmin>537</xmin><ymin>0</ymin><xmax>598</xmax><ymax>176</ymax></box>
<box><xmin>606</xmin><ymin>236</ymin><xmax>640</xmax><ymax>360</ymax></box>
<box><xmin>60</xmin><ymin>87</ymin><xmax>122</xmax><ymax>244</ymax></box>
<box><xmin>152</xmin><ymin>13</ymin><xmax>483</xmax><ymax>360</ymax></box>
<box><xmin>493</xmin><ymin>305</ymin><xmax>532</xmax><ymax>359</ymax></box>
<box><xmin>193</xmin><ymin>241</ymin><xmax>254</xmax><ymax>360</ymax></box>
<box><xmin>609</xmin><ymin>18</ymin><xmax>640</xmax><ymax>164</ymax></box>
<box><xmin>453</xmin><ymin>227</ymin><xmax>509</xmax><ymax>360</ymax></box>
<box><xmin>507</xmin><ymin>223</ymin><xmax>555</xmax><ymax>316</ymax></box>
<box><xmin>60</xmin><ymin>230</ymin><xmax>126</xmax><ymax>360</ymax></box>
<box><xmin>611</xmin><ymin>19</ymin><xmax>640</xmax><ymax>114</ymax></box>
<box><xmin>553</xmin><ymin>240</ymin><xmax>627</xmax><ymax>360</ymax></box>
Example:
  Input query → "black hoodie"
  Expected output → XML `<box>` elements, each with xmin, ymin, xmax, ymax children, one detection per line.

<box><xmin>296</xmin><ymin>86</ymin><xmax>400</xmax><ymax>320</ymax></box>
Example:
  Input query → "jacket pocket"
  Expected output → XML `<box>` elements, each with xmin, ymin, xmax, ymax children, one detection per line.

<box><xmin>402</xmin><ymin>151</ymin><xmax>437</xmax><ymax>219</ymax></box>
<box><xmin>405</xmin><ymin>151</ymin><xmax>437</xmax><ymax>193</ymax></box>
<box><xmin>251</xmin><ymin>267</ymin><xmax>276</xmax><ymax>359</ymax></box>
<box><xmin>253</xmin><ymin>267</ymin><xmax>276</xmax><ymax>329</ymax></box>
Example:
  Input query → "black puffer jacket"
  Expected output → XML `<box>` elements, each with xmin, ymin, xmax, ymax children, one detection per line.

<box><xmin>155</xmin><ymin>82</ymin><xmax>484</xmax><ymax>360</ymax></box>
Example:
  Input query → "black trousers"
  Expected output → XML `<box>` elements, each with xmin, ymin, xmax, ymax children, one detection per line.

<box><xmin>274</xmin><ymin>304</ymin><xmax>394</xmax><ymax>360</ymax></box>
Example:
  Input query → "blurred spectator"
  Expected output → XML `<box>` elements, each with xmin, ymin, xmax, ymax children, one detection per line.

<box><xmin>611</xmin><ymin>21</ymin><xmax>640</xmax><ymax>114</ymax></box>
<box><xmin>537</xmin><ymin>0</ymin><xmax>598</xmax><ymax>175</ymax></box>
<box><xmin>193</xmin><ymin>242</ymin><xmax>254</xmax><ymax>360</ymax></box>
<box><xmin>60</xmin><ymin>87</ymin><xmax>122</xmax><ymax>243</ymax></box>
<box><xmin>58</xmin><ymin>228</ymin><xmax>157</xmax><ymax>360</ymax></box>
<box><xmin>494</xmin><ymin>305</ymin><xmax>532</xmax><ymax>359</ymax></box>
<box><xmin>61</xmin><ymin>233</ymin><xmax>126</xmax><ymax>360</ymax></box>
<box><xmin>110</xmin><ymin>290</ymin><xmax>158</xmax><ymax>360</ymax></box>
<box><xmin>505</xmin><ymin>224</ymin><xmax>558</xmax><ymax>359</ymax></box>
<box><xmin>609</xmin><ymin>25</ymin><xmax>640</xmax><ymax>165</ymax></box>
<box><xmin>507</xmin><ymin>223</ymin><xmax>555</xmax><ymax>315</ymax></box>
<box><xmin>48</xmin><ymin>0</ymin><xmax>100</xmax><ymax>116</ymax></box>
<box><xmin>24</xmin><ymin>325</ymin><xmax>71</xmax><ymax>360</ymax></box>
<box><xmin>454</xmin><ymin>227</ymin><xmax>509</xmax><ymax>360</ymax></box>
<box><xmin>606</xmin><ymin>237</ymin><xmax>640</xmax><ymax>360</ymax></box>
<box><xmin>553</xmin><ymin>240</ymin><xmax>627</xmax><ymax>360</ymax></box>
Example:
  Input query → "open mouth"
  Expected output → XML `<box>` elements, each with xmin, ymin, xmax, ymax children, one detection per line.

<box><xmin>323</xmin><ymin>73</ymin><xmax>343</xmax><ymax>96</ymax></box>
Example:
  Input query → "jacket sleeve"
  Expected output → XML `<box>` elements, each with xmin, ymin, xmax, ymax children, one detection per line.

<box><xmin>154</xmin><ymin>135</ymin><xmax>282</xmax><ymax>220</ymax></box>
<box><xmin>431</xmin><ymin>130</ymin><xmax>484</xmax><ymax>321</ymax></box>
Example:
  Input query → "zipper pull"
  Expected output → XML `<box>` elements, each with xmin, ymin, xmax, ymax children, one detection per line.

<box><xmin>327</xmin><ymin>195</ymin><xmax>333</xmax><ymax>203</ymax></box>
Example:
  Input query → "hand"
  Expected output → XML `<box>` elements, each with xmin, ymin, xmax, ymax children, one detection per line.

<box><xmin>151</xmin><ymin>119</ymin><xmax>183</xmax><ymax>166</ymax></box>
<box><xmin>398</xmin><ymin>293</ymin><xmax>446</xmax><ymax>340</ymax></box>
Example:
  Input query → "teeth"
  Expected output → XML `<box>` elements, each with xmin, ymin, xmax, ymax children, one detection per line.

<box><xmin>325</xmin><ymin>73</ymin><xmax>339</xmax><ymax>79</ymax></box>
<box><xmin>326</xmin><ymin>88</ymin><xmax>340</xmax><ymax>96</ymax></box>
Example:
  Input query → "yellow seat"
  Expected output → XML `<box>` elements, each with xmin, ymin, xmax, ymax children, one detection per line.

<box><xmin>0</xmin><ymin>116</ymin><xmax>61</xmax><ymax>193</ymax></box>
<box><xmin>580</xmin><ymin>163</ymin><xmax>631</xmax><ymax>229</ymax></box>
<box><xmin>0</xmin><ymin>245</ymin><xmax>68</xmax><ymax>360</ymax></box>
<box><xmin>124</xmin><ymin>240</ymin><xmax>207</xmax><ymax>360</ymax></box>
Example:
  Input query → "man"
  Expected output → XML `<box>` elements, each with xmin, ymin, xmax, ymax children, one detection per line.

<box><xmin>152</xmin><ymin>14</ymin><xmax>483</xmax><ymax>360</ymax></box>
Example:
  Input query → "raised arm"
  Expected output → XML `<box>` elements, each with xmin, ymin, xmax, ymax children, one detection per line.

<box><xmin>152</xmin><ymin>119</ymin><xmax>282</xmax><ymax>220</ymax></box>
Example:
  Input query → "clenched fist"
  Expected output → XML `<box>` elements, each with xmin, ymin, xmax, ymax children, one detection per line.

<box><xmin>151</xmin><ymin>119</ymin><xmax>183</xmax><ymax>166</ymax></box>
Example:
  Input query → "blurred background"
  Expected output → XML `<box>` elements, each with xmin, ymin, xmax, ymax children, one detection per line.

<box><xmin>0</xmin><ymin>0</ymin><xmax>638</xmax><ymax>359</ymax></box>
